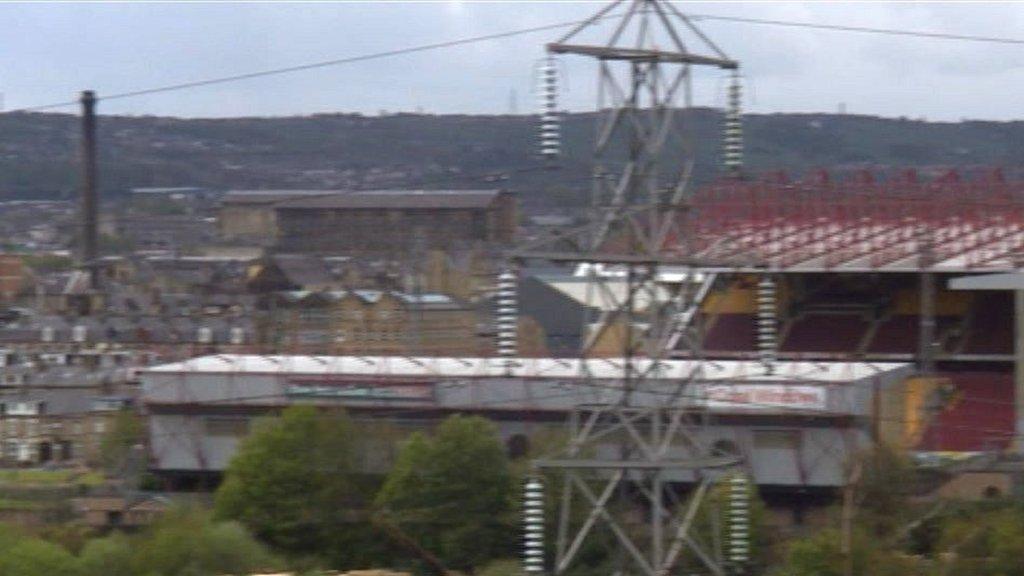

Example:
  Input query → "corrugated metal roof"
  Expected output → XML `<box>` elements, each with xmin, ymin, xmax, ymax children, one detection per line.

<box><xmin>142</xmin><ymin>354</ymin><xmax>908</xmax><ymax>383</ymax></box>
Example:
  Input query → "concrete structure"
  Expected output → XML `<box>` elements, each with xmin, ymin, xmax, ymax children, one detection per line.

<box><xmin>141</xmin><ymin>354</ymin><xmax>910</xmax><ymax>490</ymax></box>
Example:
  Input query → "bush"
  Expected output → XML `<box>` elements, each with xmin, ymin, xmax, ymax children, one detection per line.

<box><xmin>132</xmin><ymin>508</ymin><xmax>278</xmax><ymax>576</ymax></box>
<box><xmin>78</xmin><ymin>535</ymin><xmax>132</xmax><ymax>576</ymax></box>
<box><xmin>0</xmin><ymin>539</ymin><xmax>80</xmax><ymax>576</ymax></box>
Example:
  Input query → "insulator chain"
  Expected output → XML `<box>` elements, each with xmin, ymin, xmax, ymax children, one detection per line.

<box><xmin>723</xmin><ymin>71</ymin><xmax>743</xmax><ymax>177</ymax></box>
<box><xmin>756</xmin><ymin>275</ymin><xmax>777</xmax><ymax>369</ymax></box>
<box><xmin>728</xmin><ymin>474</ymin><xmax>751</xmax><ymax>571</ymax></box>
<box><xmin>538</xmin><ymin>56</ymin><xmax>561</xmax><ymax>161</ymax></box>
<box><xmin>497</xmin><ymin>268</ymin><xmax>518</xmax><ymax>360</ymax></box>
<box><xmin>523</xmin><ymin>477</ymin><xmax>545</xmax><ymax>574</ymax></box>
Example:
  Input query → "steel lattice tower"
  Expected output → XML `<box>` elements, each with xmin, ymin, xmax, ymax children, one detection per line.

<box><xmin>517</xmin><ymin>2</ymin><xmax>751</xmax><ymax>575</ymax></box>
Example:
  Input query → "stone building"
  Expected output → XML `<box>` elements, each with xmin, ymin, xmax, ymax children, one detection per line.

<box><xmin>219</xmin><ymin>189</ymin><xmax>516</xmax><ymax>254</ymax></box>
<box><xmin>0</xmin><ymin>391</ymin><xmax>132</xmax><ymax>467</ymax></box>
<box><xmin>0</xmin><ymin>256</ymin><xmax>29</xmax><ymax>303</ymax></box>
<box><xmin>219</xmin><ymin>191</ymin><xmax>338</xmax><ymax>245</ymax></box>
<box><xmin>263</xmin><ymin>289</ymin><xmax>483</xmax><ymax>356</ymax></box>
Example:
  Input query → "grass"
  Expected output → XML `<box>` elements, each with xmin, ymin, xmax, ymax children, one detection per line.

<box><xmin>0</xmin><ymin>469</ymin><xmax>105</xmax><ymax>487</ymax></box>
<box><xmin>0</xmin><ymin>498</ymin><xmax>48</xmax><ymax>511</ymax></box>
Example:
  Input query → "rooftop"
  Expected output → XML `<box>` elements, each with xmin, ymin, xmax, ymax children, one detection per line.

<box><xmin>274</xmin><ymin>189</ymin><xmax>505</xmax><ymax>211</ymax></box>
<box><xmin>221</xmin><ymin>190</ymin><xmax>340</xmax><ymax>205</ymax></box>
<box><xmin>142</xmin><ymin>354</ymin><xmax>907</xmax><ymax>383</ymax></box>
<box><xmin>681</xmin><ymin>170</ymin><xmax>1024</xmax><ymax>273</ymax></box>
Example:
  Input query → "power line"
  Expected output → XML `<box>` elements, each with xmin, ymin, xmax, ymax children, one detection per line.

<box><xmin>8</xmin><ymin>11</ymin><xmax>1024</xmax><ymax>116</ymax></box>
<box><xmin>687</xmin><ymin>12</ymin><xmax>1024</xmax><ymax>46</ymax></box>
<box><xmin>3</xmin><ymin>12</ymin><xmax>625</xmax><ymax>115</ymax></box>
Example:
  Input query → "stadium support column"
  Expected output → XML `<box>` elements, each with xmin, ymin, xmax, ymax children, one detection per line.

<box><xmin>1016</xmin><ymin>290</ymin><xmax>1024</xmax><ymax>453</ymax></box>
<box><xmin>918</xmin><ymin>272</ymin><xmax>936</xmax><ymax>374</ymax></box>
<box><xmin>918</xmin><ymin>238</ymin><xmax>939</xmax><ymax>374</ymax></box>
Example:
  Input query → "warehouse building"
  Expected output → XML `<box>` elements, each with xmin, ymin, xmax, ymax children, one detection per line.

<box><xmin>219</xmin><ymin>191</ymin><xmax>338</xmax><ymax>245</ymax></box>
<box><xmin>219</xmin><ymin>189</ymin><xmax>516</xmax><ymax>253</ymax></box>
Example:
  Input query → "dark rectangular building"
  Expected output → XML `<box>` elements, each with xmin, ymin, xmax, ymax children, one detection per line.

<box><xmin>272</xmin><ymin>189</ymin><xmax>516</xmax><ymax>254</ymax></box>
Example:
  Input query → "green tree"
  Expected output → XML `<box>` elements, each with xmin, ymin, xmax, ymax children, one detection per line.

<box><xmin>214</xmin><ymin>405</ymin><xmax>357</xmax><ymax>555</ymax></box>
<box><xmin>0</xmin><ymin>524</ymin><xmax>27</xmax><ymax>552</ymax></box>
<box><xmin>132</xmin><ymin>508</ymin><xmax>276</xmax><ymax>576</ymax></box>
<box><xmin>477</xmin><ymin>559</ymin><xmax>521</xmax><ymax>576</ymax></box>
<box><xmin>78</xmin><ymin>535</ymin><xmax>132</xmax><ymax>576</ymax></box>
<box><xmin>855</xmin><ymin>444</ymin><xmax>916</xmax><ymax>538</ymax></box>
<box><xmin>933</xmin><ymin>504</ymin><xmax>1024</xmax><ymax>576</ymax></box>
<box><xmin>773</xmin><ymin>529</ymin><xmax>848</xmax><ymax>576</ymax></box>
<box><xmin>988</xmin><ymin>508</ymin><xmax>1024</xmax><ymax>575</ymax></box>
<box><xmin>688</xmin><ymin>474</ymin><xmax>772</xmax><ymax>573</ymax></box>
<box><xmin>771</xmin><ymin>526</ymin><xmax>932</xmax><ymax>576</ymax></box>
<box><xmin>98</xmin><ymin>410</ymin><xmax>145</xmax><ymax>474</ymax></box>
<box><xmin>0</xmin><ymin>539</ymin><xmax>80</xmax><ymax>576</ymax></box>
<box><xmin>376</xmin><ymin>414</ymin><xmax>517</xmax><ymax>571</ymax></box>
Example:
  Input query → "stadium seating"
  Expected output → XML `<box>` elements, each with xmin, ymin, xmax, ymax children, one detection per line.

<box><xmin>917</xmin><ymin>372</ymin><xmax>1014</xmax><ymax>452</ymax></box>
<box><xmin>962</xmin><ymin>294</ymin><xmax>1013</xmax><ymax>355</ymax></box>
<box><xmin>780</xmin><ymin>313</ymin><xmax>867</xmax><ymax>354</ymax></box>
<box><xmin>867</xmin><ymin>315</ymin><xmax>964</xmax><ymax>355</ymax></box>
<box><xmin>703</xmin><ymin>314</ymin><xmax>757</xmax><ymax>352</ymax></box>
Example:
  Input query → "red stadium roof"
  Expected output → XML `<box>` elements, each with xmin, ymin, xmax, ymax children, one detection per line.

<box><xmin>680</xmin><ymin>169</ymin><xmax>1024</xmax><ymax>272</ymax></box>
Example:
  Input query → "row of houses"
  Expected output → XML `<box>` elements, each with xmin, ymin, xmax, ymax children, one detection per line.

<box><xmin>0</xmin><ymin>348</ymin><xmax>140</xmax><ymax>467</ymax></box>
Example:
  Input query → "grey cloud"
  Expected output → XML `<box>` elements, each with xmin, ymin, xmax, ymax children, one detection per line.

<box><xmin>0</xmin><ymin>2</ymin><xmax>1020</xmax><ymax>120</ymax></box>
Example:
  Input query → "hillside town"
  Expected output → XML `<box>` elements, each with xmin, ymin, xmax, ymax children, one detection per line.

<box><xmin>0</xmin><ymin>2</ymin><xmax>1023</xmax><ymax>576</ymax></box>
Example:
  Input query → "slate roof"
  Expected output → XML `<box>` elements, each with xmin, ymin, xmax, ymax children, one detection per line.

<box><xmin>269</xmin><ymin>255</ymin><xmax>334</xmax><ymax>288</ymax></box>
<box><xmin>221</xmin><ymin>190</ymin><xmax>340</xmax><ymax>205</ymax></box>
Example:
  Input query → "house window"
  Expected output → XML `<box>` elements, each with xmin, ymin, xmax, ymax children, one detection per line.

<box><xmin>16</xmin><ymin>442</ymin><xmax>31</xmax><ymax>463</ymax></box>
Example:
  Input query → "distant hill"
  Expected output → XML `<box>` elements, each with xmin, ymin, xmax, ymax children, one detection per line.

<box><xmin>2</xmin><ymin>109</ymin><xmax>1024</xmax><ymax>211</ymax></box>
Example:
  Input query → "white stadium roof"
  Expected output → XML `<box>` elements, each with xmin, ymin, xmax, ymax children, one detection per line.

<box><xmin>143</xmin><ymin>355</ymin><xmax>908</xmax><ymax>384</ymax></box>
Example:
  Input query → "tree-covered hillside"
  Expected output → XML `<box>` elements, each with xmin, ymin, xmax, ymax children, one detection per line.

<box><xmin>2</xmin><ymin>109</ymin><xmax>1024</xmax><ymax>211</ymax></box>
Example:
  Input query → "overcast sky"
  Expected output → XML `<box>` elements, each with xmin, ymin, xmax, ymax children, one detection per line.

<box><xmin>2</xmin><ymin>1</ymin><xmax>1024</xmax><ymax>121</ymax></box>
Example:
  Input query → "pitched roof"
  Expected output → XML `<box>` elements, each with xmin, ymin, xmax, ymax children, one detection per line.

<box><xmin>269</xmin><ymin>255</ymin><xmax>333</xmax><ymax>288</ymax></box>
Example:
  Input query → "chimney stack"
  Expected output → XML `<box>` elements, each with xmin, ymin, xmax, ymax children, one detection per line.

<box><xmin>79</xmin><ymin>90</ymin><xmax>98</xmax><ymax>289</ymax></box>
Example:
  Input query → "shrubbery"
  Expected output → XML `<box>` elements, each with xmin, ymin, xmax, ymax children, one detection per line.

<box><xmin>0</xmin><ymin>508</ymin><xmax>276</xmax><ymax>576</ymax></box>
